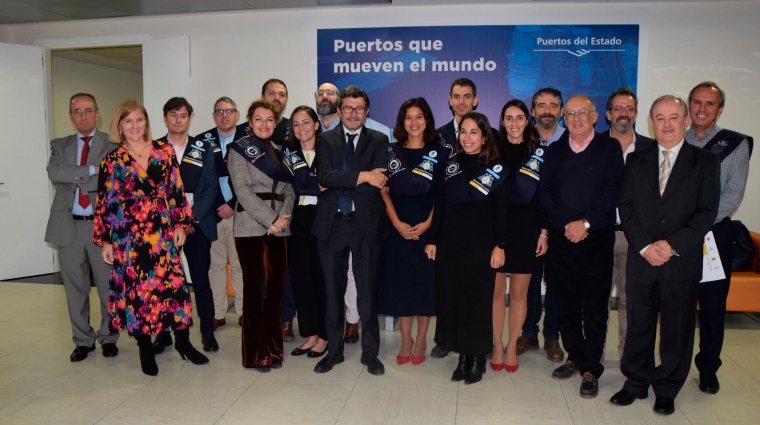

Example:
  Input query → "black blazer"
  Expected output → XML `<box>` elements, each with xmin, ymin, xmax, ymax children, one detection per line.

<box><xmin>312</xmin><ymin>125</ymin><xmax>389</xmax><ymax>245</ymax></box>
<box><xmin>436</xmin><ymin>119</ymin><xmax>499</xmax><ymax>148</ymax></box>
<box><xmin>633</xmin><ymin>131</ymin><xmax>655</xmax><ymax>152</ymax></box>
<box><xmin>619</xmin><ymin>141</ymin><xmax>720</xmax><ymax>281</ymax></box>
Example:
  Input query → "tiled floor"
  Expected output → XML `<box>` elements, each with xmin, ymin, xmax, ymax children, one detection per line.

<box><xmin>1</xmin><ymin>280</ymin><xmax>759</xmax><ymax>424</ymax></box>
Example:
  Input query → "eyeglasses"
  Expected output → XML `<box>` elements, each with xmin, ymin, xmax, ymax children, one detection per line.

<box><xmin>563</xmin><ymin>110</ymin><xmax>595</xmax><ymax>119</ymax></box>
<box><xmin>316</xmin><ymin>90</ymin><xmax>338</xmax><ymax>97</ymax></box>
<box><xmin>214</xmin><ymin>109</ymin><xmax>237</xmax><ymax>116</ymax></box>
<box><xmin>341</xmin><ymin>106</ymin><xmax>366</xmax><ymax>115</ymax></box>
<box><xmin>611</xmin><ymin>106</ymin><xmax>635</xmax><ymax>113</ymax></box>
<box><xmin>71</xmin><ymin>108</ymin><xmax>95</xmax><ymax>115</ymax></box>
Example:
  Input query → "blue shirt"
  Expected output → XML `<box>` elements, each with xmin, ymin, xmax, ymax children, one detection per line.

<box><xmin>218</xmin><ymin>131</ymin><xmax>235</xmax><ymax>203</ymax></box>
<box><xmin>542</xmin><ymin>124</ymin><xmax>566</xmax><ymax>146</ymax></box>
<box><xmin>320</xmin><ymin>117</ymin><xmax>340</xmax><ymax>132</ymax></box>
<box><xmin>71</xmin><ymin>130</ymin><xmax>97</xmax><ymax>216</ymax></box>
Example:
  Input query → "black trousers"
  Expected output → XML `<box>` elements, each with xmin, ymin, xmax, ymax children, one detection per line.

<box><xmin>318</xmin><ymin>218</ymin><xmax>381</xmax><ymax>357</ymax></box>
<box><xmin>549</xmin><ymin>225</ymin><xmax>614</xmax><ymax>379</ymax></box>
<box><xmin>622</xmin><ymin>275</ymin><xmax>699</xmax><ymax>399</ymax></box>
<box><xmin>183</xmin><ymin>223</ymin><xmax>214</xmax><ymax>335</ymax></box>
<box><xmin>695</xmin><ymin>217</ymin><xmax>733</xmax><ymax>374</ymax></box>
<box><xmin>289</xmin><ymin>206</ymin><xmax>327</xmax><ymax>339</ymax></box>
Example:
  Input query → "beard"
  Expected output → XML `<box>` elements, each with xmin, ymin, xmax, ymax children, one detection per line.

<box><xmin>317</xmin><ymin>101</ymin><xmax>338</xmax><ymax>116</ymax></box>
<box><xmin>536</xmin><ymin>113</ymin><xmax>558</xmax><ymax>130</ymax></box>
<box><xmin>613</xmin><ymin>118</ymin><xmax>633</xmax><ymax>134</ymax></box>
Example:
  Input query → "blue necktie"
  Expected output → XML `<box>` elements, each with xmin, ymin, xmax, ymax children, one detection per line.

<box><xmin>339</xmin><ymin>133</ymin><xmax>357</xmax><ymax>215</ymax></box>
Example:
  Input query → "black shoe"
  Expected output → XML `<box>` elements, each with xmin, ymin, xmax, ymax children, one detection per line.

<box><xmin>101</xmin><ymin>343</ymin><xmax>118</xmax><ymax>358</ymax></box>
<box><xmin>464</xmin><ymin>355</ymin><xmax>486</xmax><ymax>385</ymax></box>
<box><xmin>254</xmin><ymin>365</ymin><xmax>271</xmax><ymax>373</ymax></box>
<box><xmin>271</xmin><ymin>359</ymin><xmax>283</xmax><ymax>369</ymax></box>
<box><xmin>451</xmin><ymin>354</ymin><xmax>469</xmax><ymax>382</ymax></box>
<box><xmin>699</xmin><ymin>372</ymin><xmax>720</xmax><ymax>394</ymax></box>
<box><xmin>314</xmin><ymin>354</ymin><xmax>344</xmax><ymax>373</ymax></box>
<box><xmin>609</xmin><ymin>388</ymin><xmax>647</xmax><ymax>406</ymax></box>
<box><xmin>135</xmin><ymin>335</ymin><xmax>158</xmax><ymax>376</ymax></box>
<box><xmin>174</xmin><ymin>329</ymin><xmax>209</xmax><ymax>365</ymax></box>
<box><xmin>552</xmin><ymin>359</ymin><xmax>577</xmax><ymax>380</ymax></box>
<box><xmin>70</xmin><ymin>344</ymin><xmax>95</xmax><ymax>362</ymax></box>
<box><xmin>580</xmin><ymin>372</ymin><xmax>598</xmax><ymax>399</ymax></box>
<box><xmin>653</xmin><ymin>397</ymin><xmax>675</xmax><ymax>415</ymax></box>
<box><xmin>431</xmin><ymin>345</ymin><xmax>449</xmax><ymax>358</ymax></box>
<box><xmin>361</xmin><ymin>352</ymin><xmax>385</xmax><ymax>376</ymax></box>
<box><xmin>307</xmin><ymin>346</ymin><xmax>327</xmax><ymax>358</ymax></box>
<box><xmin>202</xmin><ymin>332</ymin><xmax>219</xmax><ymax>352</ymax></box>
<box><xmin>152</xmin><ymin>331</ymin><xmax>173</xmax><ymax>354</ymax></box>
<box><xmin>291</xmin><ymin>346</ymin><xmax>314</xmax><ymax>356</ymax></box>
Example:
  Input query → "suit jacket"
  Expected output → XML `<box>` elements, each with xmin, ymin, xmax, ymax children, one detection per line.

<box><xmin>45</xmin><ymin>130</ymin><xmax>115</xmax><ymax>247</ymax></box>
<box><xmin>633</xmin><ymin>131</ymin><xmax>655</xmax><ymax>152</ymax></box>
<box><xmin>619</xmin><ymin>141</ymin><xmax>720</xmax><ymax>281</ymax></box>
<box><xmin>436</xmin><ymin>119</ymin><xmax>499</xmax><ymax>149</ymax></box>
<box><xmin>196</xmin><ymin>126</ymin><xmax>249</xmax><ymax>222</ymax></box>
<box><xmin>158</xmin><ymin>135</ymin><xmax>218</xmax><ymax>241</ymax></box>
<box><xmin>227</xmin><ymin>142</ymin><xmax>295</xmax><ymax>237</ymax></box>
<box><xmin>312</xmin><ymin>125</ymin><xmax>389</xmax><ymax>245</ymax></box>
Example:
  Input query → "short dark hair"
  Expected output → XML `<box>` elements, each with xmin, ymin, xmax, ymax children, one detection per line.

<box><xmin>449</xmin><ymin>78</ymin><xmax>477</xmax><ymax>97</ymax></box>
<box><xmin>163</xmin><ymin>97</ymin><xmax>193</xmax><ymax>117</ymax></box>
<box><xmin>649</xmin><ymin>95</ymin><xmax>689</xmax><ymax>119</ymax></box>
<box><xmin>606</xmin><ymin>87</ymin><xmax>638</xmax><ymax>111</ymax></box>
<box><xmin>69</xmin><ymin>93</ymin><xmax>98</xmax><ymax>112</ymax></box>
<box><xmin>688</xmin><ymin>81</ymin><xmax>725</xmax><ymax>107</ymax></box>
<box><xmin>214</xmin><ymin>96</ymin><xmax>237</xmax><ymax>110</ymax></box>
<box><xmin>457</xmin><ymin>112</ymin><xmax>499</xmax><ymax>166</ymax></box>
<box><xmin>338</xmin><ymin>86</ymin><xmax>370</xmax><ymax>110</ymax></box>
<box><xmin>498</xmin><ymin>99</ymin><xmax>541</xmax><ymax>157</ymax></box>
<box><xmin>261</xmin><ymin>79</ymin><xmax>288</xmax><ymax>96</ymax></box>
<box><xmin>531</xmin><ymin>87</ymin><xmax>563</xmax><ymax>110</ymax></box>
<box><xmin>392</xmin><ymin>97</ymin><xmax>439</xmax><ymax>147</ymax></box>
<box><xmin>287</xmin><ymin>105</ymin><xmax>322</xmax><ymax>150</ymax></box>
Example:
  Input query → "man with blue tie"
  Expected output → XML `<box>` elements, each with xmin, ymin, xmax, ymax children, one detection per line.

<box><xmin>45</xmin><ymin>93</ymin><xmax>119</xmax><ymax>362</ymax></box>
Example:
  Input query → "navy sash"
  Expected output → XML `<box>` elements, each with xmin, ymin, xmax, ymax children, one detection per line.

<box><xmin>386</xmin><ymin>143</ymin><xmax>446</xmax><ymax>196</ymax></box>
<box><xmin>510</xmin><ymin>147</ymin><xmax>546</xmax><ymax>205</ymax></box>
<box><xmin>703</xmin><ymin>129</ymin><xmax>754</xmax><ymax>160</ymax></box>
<box><xmin>159</xmin><ymin>137</ymin><xmax>207</xmax><ymax>193</ymax></box>
<box><xmin>443</xmin><ymin>157</ymin><xmax>510</xmax><ymax>204</ymax></box>
<box><xmin>283</xmin><ymin>147</ymin><xmax>320</xmax><ymax>196</ymax></box>
<box><xmin>437</xmin><ymin>135</ymin><xmax>457</xmax><ymax>158</ymax></box>
<box><xmin>229</xmin><ymin>137</ymin><xmax>294</xmax><ymax>183</ymax></box>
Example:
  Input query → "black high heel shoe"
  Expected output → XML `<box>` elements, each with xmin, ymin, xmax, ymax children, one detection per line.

<box><xmin>464</xmin><ymin>355</ymin><xmax>486</xmax><ymax>385</ymax></box>
<box><xmin>173</xmin><ymin>329</ymin><xmax>209</xmax><ymax>365</ymax></box>
<box><xmin>451</xmin><ymin>354</ymin><xmax>470</xmax><ymax>382</ymax></box>
<box><xmin>135</xmin><ymin>334</ymin><xmax>158</xmax><ymax>376</ymax></box>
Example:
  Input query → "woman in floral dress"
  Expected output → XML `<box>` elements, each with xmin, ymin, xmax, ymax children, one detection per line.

<box><xmin>93</xmin><ymin>99</ymin><xmax>207</xmax><ymax>376</ymax></box>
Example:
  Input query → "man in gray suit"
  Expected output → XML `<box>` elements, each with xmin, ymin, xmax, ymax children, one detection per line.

<box><xmin>45</xmin><ymin>93</ymin><xmax>119</xmax><ymax>362</ymax></box>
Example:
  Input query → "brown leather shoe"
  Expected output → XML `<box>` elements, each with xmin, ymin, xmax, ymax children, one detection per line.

<box><xmin>282</xmin><ymin>321</ymin><xmax>295</xmax><ymax>342</ymax></box>
<box><xmin>238</xmin><ymin>315</ymin><xmax>243</xmax><ymax>326</ymax></box>
<box><xmin>544</xmin><ymin>339</ymin><xmax>565</xmax><ymax>361</ymax></box>
<box><xmin>343</xmin><ymin>322</ymin><xmax>359</xmax><ymax>343</ymax></box>
<box><xmin>213</xmin><ymin>318</ymin><xmax>226</xmax><ymax>330</ymax></box>
<box><xmin>515</xmin><ymin>335</ymin><xmax>539</xmax><ymax>355</ymax></box>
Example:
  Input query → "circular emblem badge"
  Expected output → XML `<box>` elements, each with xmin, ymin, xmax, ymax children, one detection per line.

<box><xmin>389</xmin><ymin>158</ymin><xmax>401</xmax><ymax>172</ymax></box>
<box><xmin>535</xmin><ymin>148</ymin><xmax>544</xmax><ymax>157</ymax></box>
<box><xmin>196</xmin><ymin>141</ymin><xmax>203</xmax><ymax>147</ymax></box>
<box><xmin>205</xmin><ymin>133</ymin><xmax>211</xmax><ymax>138</ymax></box>
<box><xmin>429</xmin><ymin>150</ymin><xmax>437</xmax><ymax>158</ymax></box>
<box><xmin>529</xmin><ymin>159</ymin><xmax>539</xmax><ymax>170</ymax></box>
<box><xmin>245</xmin><ymin>146</ymin><xmax>259</xmax><ymax>157</ymax></box>
<box><xmin>481</xmin><ymin>175</ymin><xmax>493</xmax><ymax>185</ymax></box>
<box><xmin>191</xmin><ymin>150</ymin><xmax>201</xmax><ymax>159</ymax></box>
<box><xmin>493</xmin><ymin>164</ymin><xmax>503</xmax><ymax>173</ymax></box>
<box><xmin>446</xmin><ymin>163</ymin><xmax>459</xmax><ymax>176</ymax></box>
<box><xmin>422</xmin><ymin>161</ymin><xmax>431</xmax><ymax>170</ymax></box>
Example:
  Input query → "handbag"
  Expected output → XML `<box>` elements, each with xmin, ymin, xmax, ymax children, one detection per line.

<box><xmin>731</xmin><ymin>220</ymin><xmax>759</xmax><ymax>273</ymax></box>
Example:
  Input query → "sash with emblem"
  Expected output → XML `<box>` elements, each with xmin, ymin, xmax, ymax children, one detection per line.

<box><xmin>386</xmin><ymin>143</ymin><xmax>447</xmax><ymax>196</ymax></box>
<box><xmin>443</xmin><ymin>156</ymin><xmax>510</xmax><ymax>204</ymax></box>
<box><xmin>283</xmin><ymin>147</ymin><xmax>320</xmax><ymax>196</ymax></box>
<box><xmin>228</xmin><ymin>137</ymin><xmax>294</xmax><ymax>183</ymax></box>
<box><xmin>511</xmin><ymin>147</ymin><xmax>546</xmax><ymax>205</ymax></box>
<box><xmin>703</xmin><ymin>129</ymin><xmax>754</xmax><ymax>161</ymax></box>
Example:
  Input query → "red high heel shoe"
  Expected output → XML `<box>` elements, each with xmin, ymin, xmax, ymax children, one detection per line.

<box><xmin>411</xmin><ymin>341</ymin><xmax>427</xmax><ymax>365</ymax></box>
<box><xmin>490</xmin><ymin>347</ymin><xmax>505</xmax><ymax>372</ymax></box>
<box><xmin>505</xmin><ymin>363</ymin><xmax>519</xmax><ymax>373</ymax></box>
<box><xmin>397</xmin><ymin>338</ymin><xmax>413</xmax><ymax>365</ymax></box>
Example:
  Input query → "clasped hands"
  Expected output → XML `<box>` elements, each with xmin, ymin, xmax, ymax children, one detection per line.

<box><xmin>643</xmin><ymin>240</ymin><xmax>674</xmax><ymax>267</ymax></box>
<box><xmin>564</xmin><ymin>220</ymin><xmax>588</xmax><ymax>243</ymax></box>
<box><xmin>393</xmin><ymin>219</ymin><xmax>431</xmax><ymax>240</ymax></box>
<box><xmin>268</xmin><ymin>214</ymin><xmax>291</xmax><ymax>235</ymax></box>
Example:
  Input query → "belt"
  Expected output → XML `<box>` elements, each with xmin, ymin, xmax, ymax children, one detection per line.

<box><xmin>72</xmin><ymin>214</ymin><xmax>94</xmax><ymax>221</ymax></box>
<box><xmin>335</xmin><ymin>211</ymin><xmax>356</xmax><ymax>220</ymax></box>
<box><xmin>613</xmin><ymin>224</ymin><xmax>623</xmax><ymax>232</ymax></box>
<box><xmin>236</xmin><ymin>193</ymin><xmax>285</xmax><ymax>212</ymax></box>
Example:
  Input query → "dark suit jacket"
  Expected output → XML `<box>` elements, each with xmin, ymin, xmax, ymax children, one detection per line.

<box><xmin>633</xmin><ymin>131</ymin><xmax>655</xmax><ymax>152</ymax></box>
<box><xmin>159</xmin><ymin>135</ymin><xmax>218</xmax><ymax>241</ymax></box>
<box><xmin>196</xmin><ymin>126</ymin><xmax>249</xmax><ymax>222</ymax></box>
<box><xmin>45</xmin><ymin>130</ymin><xmax>115</xmax><ymax>246</ymax></box>
<box><xmin>312</xmin><ymin>125</ymin><xmax>389</xmax><ymax>245</ymax></box>
<box><xmin>619</xmin><ymin>141</ymin><xmax>720</xmax><ymax>281</ymax></box>
<box><xmin>436</xmin><ymin>119</ymin><xmax>499</xmax><ymax>148</ymax></box>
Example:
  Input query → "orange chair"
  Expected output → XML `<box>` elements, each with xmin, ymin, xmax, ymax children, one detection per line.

<box><xmin>725</xmin><ymin>231</ymin><xmax>760</xmax><ymax>312</ymax></box>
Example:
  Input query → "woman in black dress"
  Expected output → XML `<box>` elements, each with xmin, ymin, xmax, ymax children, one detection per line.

<box><xmin>378</xmin><ymin>98</ymin><xmax>446</xmax><ymax>366</ymax></box>
<box><xmin>285</xmin><ymin>106</ymin><xmax>328</xmax><ymax>358</ymax></box>
<box><xmin>425</xmin><ymin>112</ymin><xmax>510</xmax><ymax>385</ymax></box>
<box><xmin>492</xmin><ymin>99</ymin><xmax>548</xmax><ymax>373</ymax></box>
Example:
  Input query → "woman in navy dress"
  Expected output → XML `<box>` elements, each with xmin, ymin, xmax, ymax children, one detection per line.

<box><xmin>379</xmin><ymin>98</ymin><xmax>447</xmax><ymax>366</ymax></box>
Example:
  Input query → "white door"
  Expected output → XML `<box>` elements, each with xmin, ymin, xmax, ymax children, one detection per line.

<box><xmin>142</xmin><ymin>36</ymin><xmax>191</xmax><ymax>133</ymax></box>
<box><xmin>0</xmin><ymin>42</ymin><xmax>55</xmax><ymax>280</ymax></box>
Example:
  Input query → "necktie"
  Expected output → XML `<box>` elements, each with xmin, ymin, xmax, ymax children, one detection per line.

<box><xmin>659</xmin><ymin>150</ymin><xmax>671</xmax><ymax>195</ymax></box>
<box><xmin>339</xmin><ymin>133</ymin><xmax>357</xmax><ymax>215</ymax></box>
<box><xmin>78</xmin><ymin>136</ymin><xmax>92</xmax><ymax>208</ymax></box>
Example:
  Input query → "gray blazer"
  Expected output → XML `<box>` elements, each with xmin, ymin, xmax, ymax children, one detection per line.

<box><xmin>44</xmin><ymin>130</ymin><xmax>115</xmax><ymax>247</ymax></box>
<box><xmin>228</xmin><ymin>144</ymin><xmax>295</xmax><ymax>238</ymax></box>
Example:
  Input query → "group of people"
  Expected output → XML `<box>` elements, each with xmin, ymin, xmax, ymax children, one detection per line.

<box><xmin>46</xmin><ymin>76</ymin><xmax>752</xmax><ymax>416</ymax></box>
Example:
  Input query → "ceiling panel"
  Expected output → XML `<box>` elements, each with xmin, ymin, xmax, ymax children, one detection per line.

<box><xmin>100</xmin><ymin>0</ymin><xmax>190</xmax><ymax>15</ymax></box>
<box><xmin>37</xmin><ymin>1</ymin><xmax>129</xmax><ymax>19</ymax></box>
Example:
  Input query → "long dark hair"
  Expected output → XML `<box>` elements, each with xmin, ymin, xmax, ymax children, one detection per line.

<box><xmin>457</xmin><ymin>112</ymin><xmax>500</xmax><ymax>166</ymax></box>
<box><xmin>288</xmin><ymin>105</ymin><xmax>322</xmax><ymax>151</ymax></box>
<box><xmin>392</xmin><ymin>97</ymin><xmax>439</xmax><ymax>146</ymax></box>
<box><xmin>499</xmin><ymin>99</ymin><xmax>541</xmax><ymax>157</ymax></box>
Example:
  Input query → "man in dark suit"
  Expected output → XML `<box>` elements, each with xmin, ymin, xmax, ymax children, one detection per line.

<box><xmin>154</xmin><ymin>97</ymin><xmax>218</xmax><ymax>353</ymax></box>
<box><xmin>538</xmin><ymin>95</ymin><xmax>625</xmax><ymax>399</ymax></box>
<box><xmin>610</xmin><ymin>95</ymin><xmax>720</xmax><ymax>415</ymax></box>
<box><xmin>605</xmin><ymin>87</ymin><xmax>655</xmax><ymax>359</ymax></box>
<box><xmin>312</xmin><ymin>86</ymin><xmax>389</xmax><ymax>375</ymax></box>
<box><xmin>45</xmin><ymin>93</ymin><xmax>119</xmax><ymax>362</ymax></box>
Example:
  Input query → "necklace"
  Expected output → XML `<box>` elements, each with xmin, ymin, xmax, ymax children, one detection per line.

<box><xmin>126</xmin><ymin>141</ymin><xmax>151</xmax><ymax>158</ymax></box>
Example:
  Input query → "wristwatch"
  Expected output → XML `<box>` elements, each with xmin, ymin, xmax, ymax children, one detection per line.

<box><xmin>495</xmin><ymin>242</ymin><xmax>506</xmax><ymax>249</ymax></box>
<box><xmin>582</xmin><ymin>219</ymin><xmax>590</xmax><ymax>229</ymax></box>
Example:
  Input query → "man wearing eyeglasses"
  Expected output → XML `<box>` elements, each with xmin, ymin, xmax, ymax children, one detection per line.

<box><xmin>605</xmin><ymin>87</ymin><xmax>654</xmax><ymax>360</ymax></box>
<box><xmin>538</xmin><ymin>95</ymin><xmax>624</xmax><ymax>399</ymax></box>
<box><xmin>197</xmin><ymin>97</ymin><xmax>249</xmax><ymax>330</ymax></box>
<box><xmin>45</xmin><ymin>93</ymin><xmax>120</xmax><ymax>362</ymax></box>
<box><xmin>312</xmin><ymin>86</ymin><xmax>389</xmax><ymax>376</ymax></box>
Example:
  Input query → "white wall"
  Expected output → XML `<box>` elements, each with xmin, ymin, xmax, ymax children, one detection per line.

<box><xmin>51</xmin><ymin>56</ymin><xmax>143</xmax><ymax>139</ymax></box>
<box><xmin>1</xmin><ymin>1</ymin><xmax>759</xmax><ymax>228</ymax></box>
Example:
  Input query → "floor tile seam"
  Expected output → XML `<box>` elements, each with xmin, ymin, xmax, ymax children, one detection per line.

<box><xmin>210</xmin><ymin>365</ymin><xmax>263</xmax><ymax>424</ymax></box>
<box><xmin>719</xmin><ymin>348</ymin><xmax>760</xmax><ymax>385</ymax></box>
<box><xmin>557</xmin><ymin>377</ymin><xmax>577</xmax><ymax>425</ymax></box>
<box><xmin>333</xmin><ymin>365</ymin><xmax>364</xmax><ymax>425</ymax></box>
